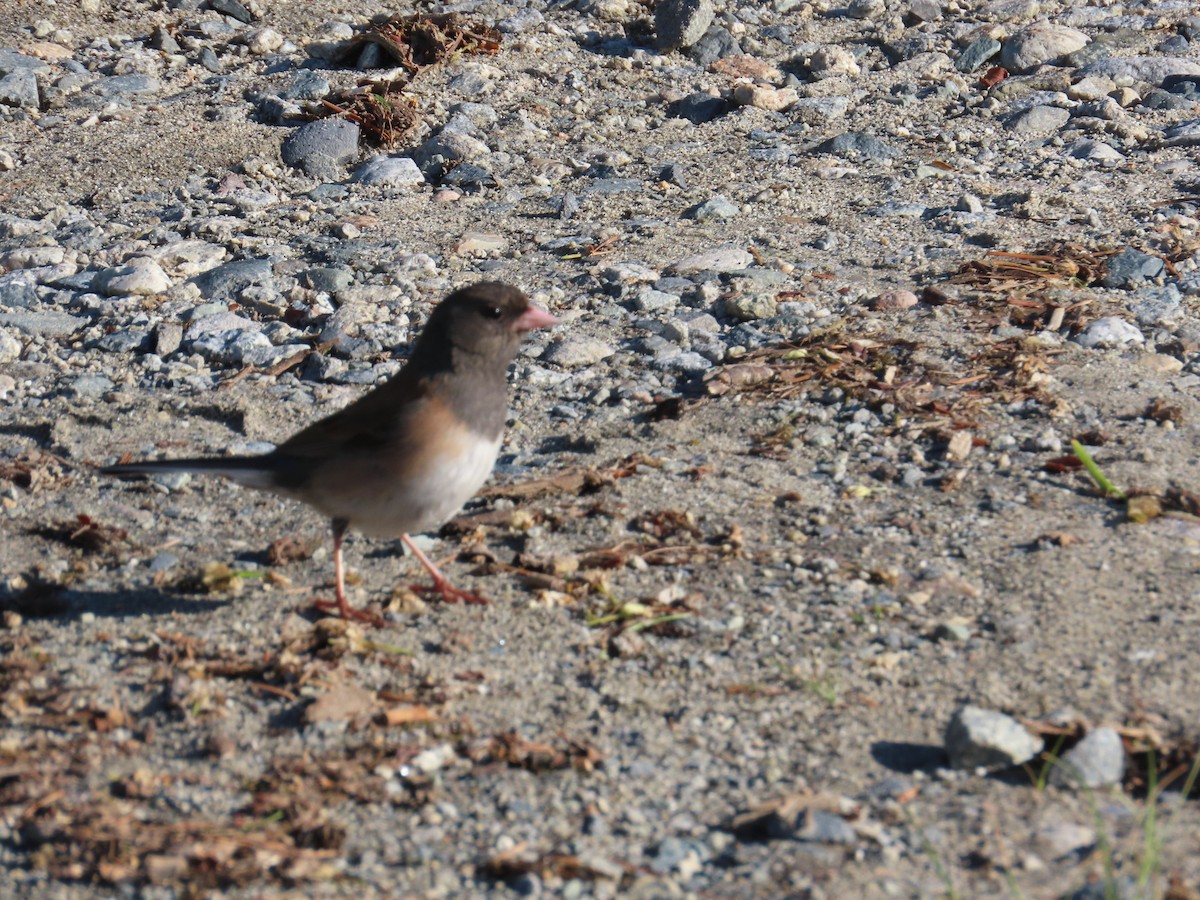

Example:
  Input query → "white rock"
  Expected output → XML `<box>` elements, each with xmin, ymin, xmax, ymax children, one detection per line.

<box><xmin>1073</xmin><ymin>316</ymin><xmax>1143</xmax><ymax>349</ymax></box>
<box><xmin>94</xmin><ymin>259</ymin><xmax>172</xmax><ymax>296</ymax></box>
<box><xmin>1001</xmin><ymin>24</ymin><xmax>1088</xmax><ymax>74</ymax></box>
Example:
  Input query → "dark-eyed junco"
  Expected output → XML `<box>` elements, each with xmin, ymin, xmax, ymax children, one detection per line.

<box><xmin>103</xmin><ymin>281</ymin><xmax>558</xmax><ymax>623</ymax></box>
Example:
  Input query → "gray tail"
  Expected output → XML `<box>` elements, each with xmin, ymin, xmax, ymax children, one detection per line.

<box><xmin>101</xmin><ymin>457</ymin><xmax>278</xmax><ymax>489</ymax></box>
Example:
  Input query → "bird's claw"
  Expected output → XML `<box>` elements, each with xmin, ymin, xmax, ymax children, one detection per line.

<box><xmin>309</xmin><ymin>597</ymin><xmax>386</xmax><ymax>627</ymax></box>
<box><xmin>409</xmin><ymin>579</ymin><xmax>490</xmax><ymax>605</ymax></box>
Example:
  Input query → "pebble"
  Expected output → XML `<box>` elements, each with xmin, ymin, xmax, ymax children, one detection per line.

<box><xmin>655</xmin><ymin>0</ymin><xmax>715</xmax><ymax>51</ymax></box>
<box><xmin>731</xmin><ymin>83</ymin><xmax>797</xmax><ymax>111</ymax></box>
<box><xmin>818</xmin><ymin>132</ymin><xmax>897</xmax><ymax>161</ymax></box>
<box><xmin>1073</xmin><ymin>317</ymin><xmax>1145</xmax><ymax>350</ymax></box>
<box><xmin>725</xmin><ymin>293</ymin><xmax>777</xmax><ymax>321</ymax></box>
<box><xmin>281</xmin><ymin>119</ymin><xmax>360</xmax><ymax>179</ymax></box>
<box><xmin>1007</xmin><ymin>105</ymin><xmax>1070</xmax><ymax>133</ymax></box>
<box><xmin>353</xmin><ymin>156</ymin><xmax>424</xmax><ymax>187</ymax></box>
<box><xmin>691</xmin><ymin>196</ymin><xmax>739</xmax><ymax>222</ymax></box>
<box><xmin>945</xmin><ymin>705</ymin><xmax>1043</xmax><ymax>770</ymax></box>
<box><xmin>1049</xmin><ymin>728</ymin><xmax>1126</xmax><ymax>789</ymax></box>
<box><xmin>872</xmin><ymin>290</ymin><xmax>918</xmax><ymax>311</ymax></box>
<box><xmin>955</xmin><ymin>36</ymin><xmax>1001</xmax><ymax>73</ymax></box>
<box><xmin>190</xmin><ymin>258</ymin><xmax>274</xmax><ymax>302</ymax></box>
<box><xmin>670</xmin><ymin>92</ymin><xmax>728</xmax><ymax>124</ymax></box>
<box><xmin>1001</xmin><ymin>24</ymin><xmax>1090</xmax><ymax>74</ymax></box>
<box><xmin>544</xmin><ymin>337</ymin><xmax>616</xmax><ymax>368</ymax></box>
<box><xmin>669</xmin><ymin>245</ymin><xmax>754</xmax><ymax>275</ymax></box>
<box><xmin>93</xmin><ymin>260</ymin><xmax>172</xmax><ymax>297</ymax></box>
<box><xmin>1102</xmin><ymin>247</ymin><xmax>1165</xmax><ymax>288</ymax></box>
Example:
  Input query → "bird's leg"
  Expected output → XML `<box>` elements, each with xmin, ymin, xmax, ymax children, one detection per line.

<box><xmin>311</xmin><ymin>520</ymin><xmax>384</xmax><ymax>625</ymax></box>
<box><xmin>402</xmin><ymin>534</ymin><xmax>489</xmax><ymax>605</ymax></box>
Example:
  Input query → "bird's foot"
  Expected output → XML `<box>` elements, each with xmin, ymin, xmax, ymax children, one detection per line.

<box><xmin>309</xmin><ymin>597</ymin><xmax>386</xmax><ymax>627</ymax></box>
<box><xmin>409</xmin><ymin>577</ymin><xmax>489</xmax><ymax>606</ymax></box>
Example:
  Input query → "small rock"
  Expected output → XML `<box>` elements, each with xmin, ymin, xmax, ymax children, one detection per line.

<box><xmin>70</xmin><ymin>374</ymin><xmax>114</xmax><ymax>399</ymax></box>
<box><xmin>691</xmin><ymin>196</ymin><xmax>739</xmax><ymax>221</ymax></box>
<box><xmin>669</xmin><ymin>92</ymin><xmax>728</xmax><ymax>124</ymax></box>
<box><xmin>1102</xmin><ymin>247</ymin><xmax>1165</xmax><ymax>288</ymax></box>
<box><xmin>544</xmin><ymin>337</ymin><xmax>615</xmax><ymax>369</ymax></box>
<box><xmin>732</xmin><ymin>83</ymin><xmax>797</xmax><ymax>111</ymax></box>
<box><xmin>1073</xmin><ymin>317</ymin><xmax>1143</xmax><ymax>350</ymax></box>
<box><xmin>872</xmin><ymin>290</ymin><xmax>918</xmax><ymax>311</ymax></box>
<box><xmin>1050</xmin><ymin>728</ymin><xmax>1125</xmax><ymax>789</ymax></box>
<box><xmin>655</xmin><ymin>0</ymin><xmax>715</xmax><ymax>50</ymax></box>
<box><xmin>246</xmin><ymin>27</ymin><xmax>284</xmax><ymax>55</ymax></box>
<box><xmin>303</xmin><ymin>682</ymin><xmax>376</xmax><ymax>724</ymax></box>
<box><xmin>725</xmin><ymin>293</ymin><xmax>777</xmax><ymax>321</ymax></box>
<box><xmin>945</xmin><ymin>705</ymin><xmax>1042</xmax><ymax>770</ymax></box>
<box><xmin>1001</xmin><ymin>24</ymin><xmax>1089</xmax><ymax>74</ymax></box>
<box><xmin>281</xmin><ymin>119</ymin><xmax>360</xmax><ymax>179</ymax></box>
<box><xmin>354</xmin><ymin>156</ymin><xmax>423</xmax><ymax>186</ymax></box>
<box><xmin>669</xmin><ymin>244</ymin><xmax>754</xmax><ymax>275</ymax></box>
<box><xmin>1007</xmin><ymin>105</ymin><xmax>1070</xmax><ymax>134</ymax></box>
<box><xmin>817</xmin><ymin>132</ymin><xmax>897</xmax><ymax>160</ymax></box>
<box><xmin>94</xmin><ymin>260</ymin><xmax>172</xmax><ymax>297</ymax></box>
<box><xmin>454</xmin><ymin>232</ymin><xmax>506</xmax><ymax>255</ymax></box>
<box><xmin>810</xmin><ymin>47</ymin><xmax>860</xmax><ymax>79</ymax></box>
<box><xmin>956</xmin><ymin>36</ymin><xmax>1001</xmax><ymax>73</ymax></box>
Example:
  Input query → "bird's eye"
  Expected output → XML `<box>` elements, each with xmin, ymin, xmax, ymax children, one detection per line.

<box><xmin>484</xmin><ymin>305</ymin><xmax>503</xmax><ymax>319</ymax></box>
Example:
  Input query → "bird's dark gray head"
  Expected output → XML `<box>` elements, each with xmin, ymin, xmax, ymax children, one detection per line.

<box><xmin>418</xmin><ymin>282</ymin><xmax>558</xmax><ymax>368</ymax></box>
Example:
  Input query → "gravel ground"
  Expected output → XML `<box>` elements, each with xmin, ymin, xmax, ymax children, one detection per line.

<box><xmin>2</xmin><ymin>0</ymin><xmax>1200</xmax><ymax>897</ymax></box>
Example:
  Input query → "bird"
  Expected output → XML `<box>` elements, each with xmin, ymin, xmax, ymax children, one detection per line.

<box><xmin>102</xmin><ymin>281</ymin><xmax>559</xmax><ymax>623</ymax></box>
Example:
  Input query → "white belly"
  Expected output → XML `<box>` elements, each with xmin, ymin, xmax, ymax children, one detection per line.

<box><xmin>342</xmin><ymin>435</ymin><xmax>502</xmax><ymax>538</ymax></box>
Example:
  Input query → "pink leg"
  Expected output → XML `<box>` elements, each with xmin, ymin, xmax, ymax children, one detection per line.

<box><xmin>402</xmin><ymin>534</ymin><xmax>489</xmax><ymax>605</ymax></box>
<box><xmin>310</xmin><ymin>521</ymin><xmax>384</xmax><ymax>625</ymax></box>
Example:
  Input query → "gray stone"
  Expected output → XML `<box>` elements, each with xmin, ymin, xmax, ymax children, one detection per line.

<box><xmin>945</xmin><ymin>705</ymin><xmax>1042</xmax><ymax>770</ymax></box>
<box><xmin>725</xmin><ymin>293</ymin><xmax>777</xmax><ymax>321</ymax></box>
<box><xmin>97</xmin><ymin>329</ymin><xmax>151</xmax><ymax>353</ymax></box>
<box><xmin>281</xmin><ymin>70</ymin><xmax>330</xmax><ymax>101</ymax></box>
<box><xmin>1050</xmin><ymin>727</ymin><xmax>1125</xmax><ymax>789</ymax></box>
<box><xmin>544</xmin><ymin>337</ymin><xmax>615</xmax><ymax>368</ymax></box>
<box><xmin>94</xmin><ymin>260</ymin><xmax>172</xmax><ymax>296</ymax></box>
<box><xmin>670</xmin><ymin>245</ymin><xmax>754</xmax><ymax>275</ymax></box>
<box><xmin>0</xmin><ymin>49</ymin><xmax>51</xmax><ymax>77</ymax></box>
<box><xmin>1080</xmin><ymin>57</ymin><xmax>1200</xmax><ymax>88</ymax></box>
<box><xmin>412</xmin><ymin>130</ymin><xmax>490</xmax><ymax>174</ymax></box>
<box><xmin>955</xmin><ymin>36</ymin><xmax>1001</xmax><ymax>72</ymax></box>
<box><xmin>281</xmin><ymin>119</ymin><xmax>360</xmax><ymax>178</ymax></box>
<box><xmin>670</xmin><ymin>92</ymin><xmax>728</xmax><ymax>124</ymax></box>
<box><xmin>300</xmin><ymin>267</ymin><xmax>354</xmax><ymax>293</ymax></box>
<box><xmin>817</xmin><ymin>132</ymin><xmax>897</xmax><ymax>160</ymax></box>
<box><xmin>189</xmin><ymin>258</ymin><xmax>274</xmax><ymax>302</ymax></box>
<box><xmin>0</xmin><ymin>70</ymin><xmax>39</xmax><ymax>108</ymax></box>
<box><xmin>655</xmin><ymin>0</ymin><xmax>715</xmax><ymax>50</ymax></box>
<box><xmin>1130</xmin><ymin>285</ymin><xmax>1181</xmax><ymax>327</ymax></box>
<box><xmin>1102</xmin><ymin>247</ymin><xmax>1165</xmax><ymax>288</ymax></box>
<box><xmin>211</xmin><ymin>0</ymin><xmax>255</xmax><ymax>23</ymax></box>
<box><xmin>90</xmin><ymin>74</ymin><xmax>161</xmax><ymax>96</ymax></box>
<box><xmin>0</xmin><ymin>309</ymin><xmax>88</xmax><ymax>337</ymax></box>
<box><xmin>687</xmin><ymin>26</ymin><xmax>740</xmax><ymax>67</ymax></box>
<box><xmin>155</xmin><ymin>321</ymin><xmax>184</xmax><ymax>356</ymax></box>
<box><xmin>499</xmin><ymin>9</ymin><xmax>544</xmax><ymax>33</ymax></box>
<box><xmin>70</xmin><ymin>374</ymin><xmax>114</xmax><ymax>399</ymax></box>
<box><xmin>353</xmin><ymin>155</ymin><xmax>423</xmax><ymax>187</ymax></box>
<box><xmin>1001</xmin><ymin>24</ymin><xmax>1089</xmax><ymax>74</ymax></box>
<box><xmin>0</xmin><ymin>270</ymin><xmax>39</xmax><ymax>308</ymax></box>
<box><xmin>1006</xmin><ymin>105</ymin><xmax>1070</xmax><ymax>133</ymax></box>
<box><xmin>0</xmin><ymin>329</ymin><xmax>21</xmax><ymax>363</ymax></box>
<box><xmin>691</xmin><ymin>196</ymin><xmax>739</xmax><ymax>222</ymax></box>
<box><xmin>1072</xmin><ymin>316</ymin><xmax>1143</xmax><ymax>349</ymax></box>
<box><xmin>1162</xmin><ymin>118</ymin><xmax>1200</xmax><ymax>148</ymax></box>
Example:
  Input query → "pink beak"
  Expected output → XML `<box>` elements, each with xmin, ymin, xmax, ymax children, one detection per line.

<box><xmin>512</xmin><ymin>304</ymin><xmax>559</xmax><ymax>332</ymax></box>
